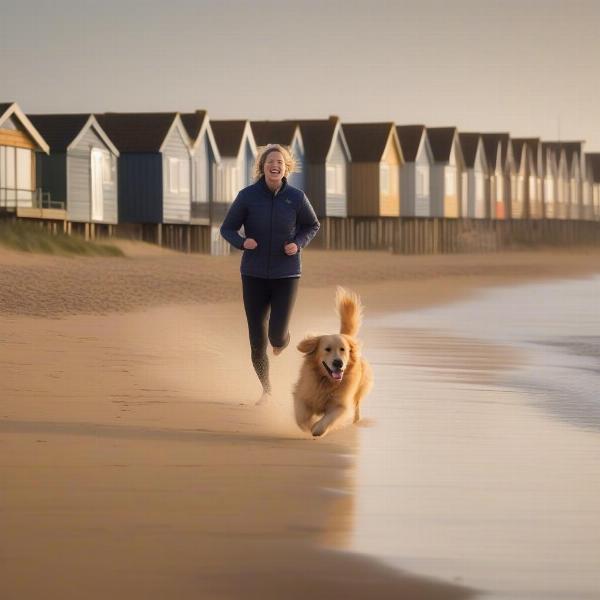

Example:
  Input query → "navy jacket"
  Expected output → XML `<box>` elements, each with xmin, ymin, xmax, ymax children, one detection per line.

<box><xmin>220</xmin><ymin>177</ymin><xmax>320</xmax><ymax>279</ymax></box>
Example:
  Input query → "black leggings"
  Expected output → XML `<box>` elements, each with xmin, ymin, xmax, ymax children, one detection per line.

<box><xmin>242</xmin><ymin>275</ymin><xmax>300</xmax><ymax>393</ymax></box>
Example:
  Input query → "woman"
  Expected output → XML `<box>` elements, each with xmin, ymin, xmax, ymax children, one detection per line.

<box><xmin>220</xmin><ymin>144</ymin><xmax>320</xmax><ymax>404</ymax></box>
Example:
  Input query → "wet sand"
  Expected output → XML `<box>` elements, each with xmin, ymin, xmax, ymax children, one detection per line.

<box><xmin>2</xmin><ymin>245</ymin><xmax>600</xmax><ymax>599</ymax></box>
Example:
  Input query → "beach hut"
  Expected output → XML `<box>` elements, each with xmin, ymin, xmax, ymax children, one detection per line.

<box><xmin>541</xmin><ymin>144</ymin><xmax>559</xmax><ymax>219</ymax></box>
<box><xmin>396</xmin><ymin>125</ymin><xmax>434</xmax><ymax>217</ymax></box>
<box><xmin>211</xmin><ymin>120</ymin><xmax>257</xmax><ymax>207</ymax></box>
<box><xmin>342</xmin><ymin>122</ymin><xmax>403</xmax><ymax>217</ymax></box>
<box><xmin>0</xmin><ymin>102</ymin><xmax>49</xmax><ymax>214</ymax></box>
<box><xmin>28</xmin><ymin>114</ymin><xmax>120</xmax><ymax>229</ymax></box>
<box><xmin>458</xmin><ymin>133</ymin><xmax>489</xmax><ymax>218</ymax></box>
<box><xmin>97</xmin><ymin>112</ymin><xmax>193</xmax><ymax>228</ymax></box>
<box><xmin>543</xmin><ymin>143</ymin><xmax>569</xmax><ymax>219</ymax></box>
<box><xmin>481</xmin><ymin>134</ymin><xmax>502</xmax><ymax>219</ymax></box>
<box><xmin>583</xmin><ymin>154</ymin><xmax>596</xmax><ymax>221</ymax></box>
<box><xmin>210</xmin><ymin>120</ymin><xmax>257</xmax><ymax>255</ymax></box>
<box><xmin>427</xmin><ymin>127</ymin><xmax>464</xmax><ymax>218</ymax></box>
<box><xmin>561</xmin><ymin>142</ymin><xmax>584</xmax><ymax>220</ymax></box>
<box><xmin>481</xmin><ymin>133</ymin><xmax>514</xmax><ymax>220</ymax></box>
<box><xmin>294</xmin><ymin>116</ymin><xmax>351</xmax><ymax>218</ymax></box>
<box><xmin>180</xmin><ymin>110</ymin><xmax>221</xmax><ymax>224</ymax></box>
<box><xmin>585</xmin><ymin>153</ymin><xmax>600</xmax><ymax>221</ymax></box>
<box><xmin>509</xmin><ymin>139</ymin><xmax>528</xmax><ymax>219</ymax></box>
<box><xmin>512</xmin><ymin>138</ymin><xmax>544</xmax><ymax>219</ymax></box>
<box><xmin>250</xmin><ymin>121</ymin><xmax>305</xmax><ymax>191</ymax></box>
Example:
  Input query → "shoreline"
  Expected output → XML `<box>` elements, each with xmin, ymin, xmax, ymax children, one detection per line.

<box><xmin>2</xmin><ymin>246</ymin><xmax>600</xmax><ymax>598</ymax></box>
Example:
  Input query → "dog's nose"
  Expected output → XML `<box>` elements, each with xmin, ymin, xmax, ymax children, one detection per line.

<box><xmin>332</xmin><ymin>358</ymin><xmax>343</xmax><ymax>370</ymax></box>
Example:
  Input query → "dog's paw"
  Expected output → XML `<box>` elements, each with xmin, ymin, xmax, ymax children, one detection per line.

<box><xmin>311</xmin><ymin>422</ymin><xmax>327</xmax><ymax>437</ymax></box>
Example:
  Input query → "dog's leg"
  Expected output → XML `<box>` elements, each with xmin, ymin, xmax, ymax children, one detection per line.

<box><xmin>294</xmin><ymin>397</ymin><xmax>314</xmax><ymax>431</ymax></box>
<box><xmin>353</xmin><ymin>404</ymin><xmax>360</xmax><ymax>423</ymax></box>
<box><xmin>311</xmin><ymin>405</ymin><xmax>351</xmax><ymax>438</ymax></box>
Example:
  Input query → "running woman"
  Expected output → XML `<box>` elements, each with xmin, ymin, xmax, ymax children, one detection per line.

<box><xmin>220</xmin><ymin>144</ymin><xmax>320</xmax><ymax>404</ymax></box>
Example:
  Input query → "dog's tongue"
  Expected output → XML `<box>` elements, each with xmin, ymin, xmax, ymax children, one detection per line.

<box><xmin>331</xmin><ymin>370</ymin><xmax>343</xmax><ymax>381</ymax></box>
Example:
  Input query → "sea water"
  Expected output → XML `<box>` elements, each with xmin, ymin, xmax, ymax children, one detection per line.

<box><xmin>347</xmin><ymin>275</ymin><xmax>600</xmax><ymax>599</ymax></box>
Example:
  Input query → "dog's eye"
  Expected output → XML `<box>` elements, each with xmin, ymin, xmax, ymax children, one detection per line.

<box><xmin>340</xmin><ymin>348</ymin><xmax>345</xmax><ymax>352</ymax></box>
<box><xmin>324</xmin><ymin>347</ymin><xmax>331</xmax><ymax>352</ymax></box>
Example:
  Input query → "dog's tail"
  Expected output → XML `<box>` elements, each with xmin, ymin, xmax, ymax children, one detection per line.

<box><xmin>336</xmin><ymin>286</ymin><xmax>363</xmax><ymax>337</ymax></box>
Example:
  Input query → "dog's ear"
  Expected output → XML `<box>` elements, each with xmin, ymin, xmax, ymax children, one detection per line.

<box><xmin>297</xmin><ymin>336</ymin><xmax>319</xmax><ymax>354</ymax></box>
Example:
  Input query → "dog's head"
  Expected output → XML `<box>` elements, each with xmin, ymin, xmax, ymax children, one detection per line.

<box><xmin>297</xmin><ymin>333</ymin><xmax>359</xmax><ymax>383</ymax></box>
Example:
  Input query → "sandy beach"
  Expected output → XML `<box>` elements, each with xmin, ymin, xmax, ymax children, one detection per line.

<box><xmin>2</xmin><ymin>244</ymin><xmax>600</xmax><ymax>599</ymax></box>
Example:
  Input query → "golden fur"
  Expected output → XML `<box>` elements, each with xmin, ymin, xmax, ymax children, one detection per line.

<box><xmin>293</xmin><ymin>287</ymin><xmax>373</xmax><ymax>437</ymax></box>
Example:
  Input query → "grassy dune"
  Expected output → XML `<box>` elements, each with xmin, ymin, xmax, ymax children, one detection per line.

<box><xmin>0</xmin><ymin>220</ymin><xmax>124</xmax><ymax>257</ymax></box>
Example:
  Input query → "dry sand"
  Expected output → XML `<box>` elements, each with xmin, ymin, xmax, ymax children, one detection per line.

<box><xmin>1</xmin><ymin>244</ymin><xmax>600</xmax><ymax>599</ymax></box>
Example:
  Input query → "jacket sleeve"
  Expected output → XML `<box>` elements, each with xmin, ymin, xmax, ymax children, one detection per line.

<box><xmin>220</xmin><ymin>193</ymin><xmax>246</xmax><ymax>250</ymax></box>
<box><xmin>293</xmin><ymin>194</ymin><xmax>320</xmax><ymax>249</ymax></box>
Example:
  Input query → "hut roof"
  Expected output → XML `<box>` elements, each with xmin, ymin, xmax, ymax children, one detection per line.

<box><xmin>481</xmin><ymin>133</ymin><xmax>512</xmax><ymax>166</ymax></box>
<box><xmin>211</xmin><ymin>120</ymin><xmax>249</xmax><ymax>158</ymax></box>
<box><xmin>180</xmin><ymin>110</ymin><xmax>208</xmax><ymax>142</ymax></box>
<box><xmin>458</xmin><ymin>133</ymin><xmax>481</xmax><ymax>168</ymax></box>
<box><xmin>480</xmin><ymin>134</ymin><xmax>501</xmax><ymax>168</ymax></box>
<box><xmin>96</xmin><ymin>112</ymin><xmax>179</xmax><ymax>153</ymax></box>
<box><xmin>513</xmin><ymin>138</ymin><xmax>542</xmax><ymax>173</ymax></box>
<box><xmin>0</xmin><ymin>102</ymin><xmax>50</xmax><ymax>153</ymax></box>
<box><xmin>0</xmin><ymin>102</ymin><xmax>14</xmax><ymax>117</ymax></box>
<box><xmin>511</xmin><ymin>138</ymin><xmax>527</xmax><ymax>166</ymax></box>
<box><xmin>427</xmin><ymin>127</ymin><xmax>457</xmax><ymax>163</ymax></box>
<box><xmin>342</xmin><ymin>122</ymin><xmax>395</xmax><ymax>162</ymax></box>
<box><xmin>28</xmin><ymin>114</ymin><xmax>91</xmax><ymax>152</ymax></box>
<box><xmin>295</xmin><ymin>117</ymin><xmax>341</xmax><ymax>163</ymax></box>
<box><xmin>250</xmin><ymin>121</ymin><xmax>298</xmax><ymax>148</ymax></box>
<box><xmin>396</xmin><ymin>125</ymin><xmax>426</xmax><ymax>162</ymax></box>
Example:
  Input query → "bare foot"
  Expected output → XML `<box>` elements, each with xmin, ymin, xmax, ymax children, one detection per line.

<box><xmin>255</xmin><ymin>391</ymin><xmax>272</xmax><ymax>406</ymax></box>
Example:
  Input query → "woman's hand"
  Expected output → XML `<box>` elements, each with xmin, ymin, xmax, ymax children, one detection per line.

<box><xmin>243</xmin><ymin>238</ymin><xmax>258</xmax><ymax>250</ymax></box>
<box><xmin>284</xmin><ymin>242</ymin><xmax>298</xmax><ymax>256</ymax></box>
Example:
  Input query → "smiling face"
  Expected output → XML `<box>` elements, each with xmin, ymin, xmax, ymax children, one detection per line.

<box><xmin>298</xmin><ymin>334</ymin><xmax>354</xmax><ymax>383</ymax></box>
<box><xmin>263</xmin><ymin>150</ymin><xmax>286</xmax><ymax>189</ymax></box>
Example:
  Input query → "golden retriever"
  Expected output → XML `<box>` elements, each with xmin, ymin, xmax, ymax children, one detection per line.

<box><xmin>293</xmin><ymin>287</ymin><xmax>373</xmax><ymax>437</ymax></box>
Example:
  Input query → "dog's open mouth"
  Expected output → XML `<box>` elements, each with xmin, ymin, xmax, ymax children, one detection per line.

<box><xmin>323</xmin><ymin>361</ymin><xmax>344</xmax><ymax>382</ymax></box>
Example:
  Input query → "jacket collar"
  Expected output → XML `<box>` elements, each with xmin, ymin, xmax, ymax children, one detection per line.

<box><xmin>258</xmin><ymin>175</ymin><xmax>288</xmax><ymax>196</ymax></box>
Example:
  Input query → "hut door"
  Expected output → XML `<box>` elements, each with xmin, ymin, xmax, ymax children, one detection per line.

<box><xmin>90</xmin><ymin>148</ymin><xmax>104</xmax><ymax>221</ymax></box>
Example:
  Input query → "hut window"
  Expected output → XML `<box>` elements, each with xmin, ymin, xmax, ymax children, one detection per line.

<box><xmin>169</xmin><ymin>159</ymin><xmax>179</xmax><ymax>193</ymax></box>
<box><xmin>326</xmin><ymin>165</ymin><xmax>335</xmax><ymax>194</ymax></box>
<box><xmin>570</xmin><ymin>179</ymin><xmax>577</xmax><ymax>204</ymax></box>
<box><xmin>380</xmin><ymin>164</ymin><xmax>390</xmax><ymax>195</ymax></box>
<box><xmin>16</xmin><ymin>148</ymin><xmax>32</xmax><ymax>192</ymax></box>
<box><xmin>229</xmin><ymin>167</ymin><xmax>238</xmax><ymax>197</ymax></box>
<box><xmin>529</xmin><ymin>176</ymin><xmax>537</xmax><ymax>201</ymax></box>
<box><xmin>445</xmin><ymin>167</ymin><xmax>456</xmax><ymax>196</ymax></box>
<box><xmin>496</xmin><ymin>176</ymin><xmax>503</xmax><ymax>203</ymax></box>
<box><xmin>416</xmin><ymin>167</ymin><xmax>429</xmax><ymax>197</ymax></box>
<box><xmin>517</xmin><ymin>176</ymin><xmax>524</xmax><ymax>202</ymax></box>
<box><xmin>326</xmin><ymin>164</ymin><xmax>345</xmax><ymax>195</ymax></box>
<box><xmin>5</xmin><ymin>146</ymin><xmax>16</xmax><ymax>188</ymax></box>
<box><xmin>475</xmin><ymin>172</ymin><xmax>485</xmax><ymax>204</ymax></box>
<box><xmin>179</xmin><ymin>160</ymin><xmax>190</xmax><ymax>193</ymax></box>
<box><xmin>544</xmin><ymin>178</ymin><xmax>554</xmax><ymax>203</ymax></box>
<box><xmin>167</xmin><ymin>158</ymin><xmax>190</xmax><ymax>194</ymax></box>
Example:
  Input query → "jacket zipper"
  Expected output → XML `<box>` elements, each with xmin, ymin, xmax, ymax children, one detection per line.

<box><xmin>267</xmin><ymin>189</ymin><xmax>274</xmax><ymax>277</ymax></box>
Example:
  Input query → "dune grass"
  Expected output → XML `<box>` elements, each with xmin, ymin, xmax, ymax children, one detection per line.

<box><xmin>0</xmin><ymin>220</ymin><xmax>124</xmax><ymax>257</ymax></box>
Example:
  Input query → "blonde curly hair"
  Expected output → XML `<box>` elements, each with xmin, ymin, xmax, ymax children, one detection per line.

<box><xmin>254</xmin><ymin>144</ymin><xmax>297</xmax><ymax>181</ymax></box>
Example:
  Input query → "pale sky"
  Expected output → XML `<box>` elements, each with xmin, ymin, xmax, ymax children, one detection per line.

<box><xmin>2</xmin><ymin>0</ymin><xmax>599</xmax><ymax>150</ymax></box>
